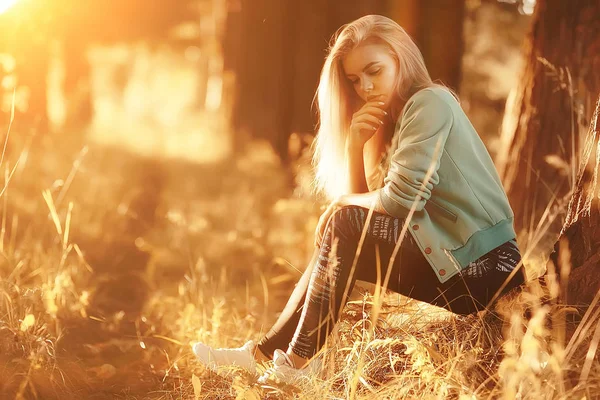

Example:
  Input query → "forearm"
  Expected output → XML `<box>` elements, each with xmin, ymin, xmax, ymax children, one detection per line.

<box><xmin>346</xmin><ymin>141</ymin><xmax>369</xmax><ymax>194</ymax></box>
<box><xmin>337</xmin><ymin>190</ymin><xmax>388</xmax><ymax>214</ymax></box>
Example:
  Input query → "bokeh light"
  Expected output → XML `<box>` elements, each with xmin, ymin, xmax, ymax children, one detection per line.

<box><xmin>0</xmin><ymin>0</ymin><xmax>18</xmax><ymax>14</ymax></box>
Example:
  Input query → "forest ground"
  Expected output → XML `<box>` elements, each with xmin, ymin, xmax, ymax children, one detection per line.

<box><xmin>0</xmin><ymin>125</ymin><xmax>598</xmax><ymax>400</ymax></box>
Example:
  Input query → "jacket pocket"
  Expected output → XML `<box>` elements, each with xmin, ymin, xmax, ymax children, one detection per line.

<box><xmin>426</xmin><ymin>199</ymin><xmax>458</xmax><ymax>223</ymax></box>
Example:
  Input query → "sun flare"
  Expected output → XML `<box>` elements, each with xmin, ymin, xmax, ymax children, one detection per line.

<box><xmin>0</xmin><ymin>0</ymin><xmax>18</xmax><ymax>14</ymax></box>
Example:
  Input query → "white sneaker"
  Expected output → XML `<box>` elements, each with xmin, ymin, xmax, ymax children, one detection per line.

<box><xmin>191</xmin><ymin>339</ymin><xmax>258</xmax><ymax>375</ymax></box>
<box><xmin>257</xmin><ymin>349</ymin><xmax>323</xmax><ymax>385</ymax></box>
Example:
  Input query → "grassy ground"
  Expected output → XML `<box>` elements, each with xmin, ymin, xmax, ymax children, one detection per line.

<box><xmin>1</xmin><ymin>125</ymin><xmax>599</xmax><ymax>400</ymax></box>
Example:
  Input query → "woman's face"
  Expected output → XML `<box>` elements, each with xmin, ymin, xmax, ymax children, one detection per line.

<box><xmin>342</xmin><ymin>42</ymin><xmax>398</xmax><ymax>107</ymax></box>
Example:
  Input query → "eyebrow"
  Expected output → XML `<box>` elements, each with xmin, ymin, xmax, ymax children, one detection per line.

<box><xmin>345</xmin><ymin>61</ymin><xmax>379</xmax><ymax>79</ymax></box>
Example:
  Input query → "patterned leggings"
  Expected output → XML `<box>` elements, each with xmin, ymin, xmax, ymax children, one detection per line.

<box><xmin>257</xmin><ymin>206</ymin><xmax>526</xmax><ymax>360</ymax></box>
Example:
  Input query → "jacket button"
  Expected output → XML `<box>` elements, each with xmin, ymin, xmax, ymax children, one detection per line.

<box><xmin>412</xmin><ymin>224</ymin><xmax>419</xmax><ymax>230</ymax></box>
<box><xmin>424</xmin><ymin>247</ymin><xmax>432</xmax><ymax>254</ymax></box>
<box><xmin>439</xmin><ymin>269</ymin><xmax>446</xmax><ymax>276</ymax></box>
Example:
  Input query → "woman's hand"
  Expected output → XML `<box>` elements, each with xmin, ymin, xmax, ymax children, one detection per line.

<box><xmin>348</xmin><ymin>101</ymin><xmax>388</xmax><ymax>148</ymax></box>
<box><xmin>315</xmin><ymin>197</ymin><xmax>344</xmax><ymax>248</ymax></box>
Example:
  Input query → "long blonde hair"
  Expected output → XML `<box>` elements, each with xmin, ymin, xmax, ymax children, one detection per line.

<box><xmin>312</xmin><ymin>15</ymin><xmax>440</xmax><ymax>200</ymax></box>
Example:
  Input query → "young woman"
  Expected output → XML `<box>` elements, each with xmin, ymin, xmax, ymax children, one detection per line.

<box><xmin>192</xmin><ymin>14</ymin><xmax>526</xmax><ymax>385</ymax></box>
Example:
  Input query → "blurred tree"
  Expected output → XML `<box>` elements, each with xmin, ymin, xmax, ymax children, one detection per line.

<box><xmin>224</xmin><ymin>0</ymin><xmax>384</xmax><ymax>162</ymax></box>
<box><xmin>56</xmin><ymin>0</ymin><xmax>199</xmax><ymax>130</ymax></box>
<box><xmin>496</xmin><ymin>0</ymin><xmax>600</xmax><ymax>249</ymax></box>
<box><xmin>0</xmin><ymin>1</ymin><xmax>51</xmax><ymax>132</ymax></box>
<box><xmin>459</xmin><ymin>0</ymin><xmax>531</xmax><ymax>155</ymax></box>
<box><xmin>389</xmin><ymin>0</ymin><xmax>465</xmax><ymax>92</ymax></box>
<box><xmin>0</xmin><ymin>0</ymin><xmax>200</xmax><ymax>132</ymax></box>
<box><xmin>225</xmin><ymin>0</ymin><xmax>465</xmax><ymax>163</ymax></box>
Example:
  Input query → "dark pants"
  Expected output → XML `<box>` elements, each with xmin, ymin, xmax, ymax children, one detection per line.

<box><xmin>257</xmin><ymin>206</ymin><xmax>526</xmax><ymax>360</ymax></box>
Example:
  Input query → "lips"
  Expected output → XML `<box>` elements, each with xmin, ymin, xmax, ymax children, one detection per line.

<box><xmin>367</xmin><ymin>94</ymin><xmax>384</xmax><ymax>102</ymax></box>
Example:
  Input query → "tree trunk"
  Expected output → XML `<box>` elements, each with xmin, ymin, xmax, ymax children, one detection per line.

<box><xmin>388</xmin><ymin>0</ymin><xmax>465</xmax><ymax>92</ymax></box>
<box><xmin>225</xmin><ymin>0</ymin><xmax>391</xmax><ymax>162</ymax></box>
<box><xmin>546</xmin><ymin>94</ymin><xmax>600</xmax><ymax>306</ymax></box>
<box><xmin>496</xmin><ymin>0</ymin><xmax>600</xmax><ymax>252</ymax></box>
<box><xmin>418</xmin><ymin>0</ymin><xmax>465</xmax><ymax>92</ymax></box>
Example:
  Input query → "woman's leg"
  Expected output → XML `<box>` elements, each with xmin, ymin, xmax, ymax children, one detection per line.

<box><xmin>428</xmin><ymin>238</ymin><xmax>526</xmax><ymax>314</ymax></box>
<box><xmin>285</xmin><ymin>206</ymin><xmax>423</xmax><ymax>361</ymax></box>
<box><xmin>256</xmin><ymin>248</ymin><xmax>320</xmax><ymax>360</ymax></box>
<box><xmin>285</xmin><ymin>206</ymin><xmax>526</xmax><ymax>363</ymax></box>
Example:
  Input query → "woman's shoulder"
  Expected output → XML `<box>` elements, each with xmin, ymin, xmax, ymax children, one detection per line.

<box><xmin>399</xmin><ymin>85</ymin><xmax>457</xmax><ymax>121</ymax></box>
<box><xmin>407</xmin><ymin>86</ymin><xmax>457</xmax><ymax>108</ymax></box>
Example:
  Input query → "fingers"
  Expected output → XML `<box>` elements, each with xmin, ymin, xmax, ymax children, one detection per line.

<box><xmin>355</xmin><ymin>106</ymin><xmax>387</xmax><ymax>118</ymax></box>
<box><xmin>354</xmin><ymin>102</ymin><xmax>388</xmax><ymax>118</ymax></box>
<box><xmin>315</xmin><ymin>214</ymin><xmax>328</xmax><ymax>247</ymax></box>
<box><xmin>314</xmin><ymin>201</ymin><xmax>343</xmax><ymax>248</ymax></box>
<box><xmin>314</xmin><ymin>214</ymin><xmax>324</xmax><ymax>248</ymax></box>
<box><xmin>314</xmin><ymin>218</ymin><xmax>322</xmax><ymax>247</ymax></box>
<box><xmin>352</xmin><ymin>123</ymin><xmax>379</xmax><ymax>137</ymax></box>
<box><xmin>315</xmin><ymin>225</ymin><xmax>324</xmax><ymax>248</ymax></box>
<box><xmin>353</xmin><ymin>114</ymin><xmax>385</xmax><ymax>129</ymax></box>
<box><xmin>351</xmin><ymin>103</ymin><xmax>388</xmax><ymax>134</ymax></box>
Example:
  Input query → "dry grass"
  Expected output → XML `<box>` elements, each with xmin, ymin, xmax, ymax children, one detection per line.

<box><xmin>1</xmin><ymin>119</ymin><xmax>599</xmax><ymax>400</ymax></box>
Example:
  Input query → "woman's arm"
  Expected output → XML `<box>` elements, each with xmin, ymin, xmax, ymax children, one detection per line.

<box><xmin>378</xmin><ymin>89</ymin><xmax>452</xmax><ymax>218</ymax></box>
<box><xmin>337</xmin><ymin>190</ymin><xmax>387</xmax><ymax>213</ymax></box>
<box><xmin>346</xmin><ymin>141</ymin><xmax>369</xmax><ymax>194</ymax></box>
<box><xmin>346</xmin><ymin>100</ymin><xmax>388</xmax><ymax>194</ymax></box>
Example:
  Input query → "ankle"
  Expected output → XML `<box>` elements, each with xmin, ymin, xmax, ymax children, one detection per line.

<box><xmin>286</xmin><ymin>349</ymin><xmax>309</xmax><ymax>369</ymax></box>
<box><xmin>253</xmin><ymin>346</ymin><xmax>271</xmax><ymax>363</ymax></box>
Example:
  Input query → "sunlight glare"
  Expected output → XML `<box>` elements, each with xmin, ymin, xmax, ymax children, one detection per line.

<box><xmin>0</xmin><ymin>0</ymin><xmax>18</xmax><ymax>14</ymax></box>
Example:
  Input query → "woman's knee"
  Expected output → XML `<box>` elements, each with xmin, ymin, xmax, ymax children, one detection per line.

<box><xmin>329</xmin><ymin>206</ymin><xmax>367</xmax><ymax>239</ymax></box>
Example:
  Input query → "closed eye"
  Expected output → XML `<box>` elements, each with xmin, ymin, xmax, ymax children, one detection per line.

<box><xmin>348</xmin><ymin>68</ymin><xmax>381</xmax><ymax>85</ymax></box>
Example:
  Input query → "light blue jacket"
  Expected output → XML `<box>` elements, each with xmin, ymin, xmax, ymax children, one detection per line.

<box><xmin>377</xmin><ymin>86</ymin><xmax>517</xmax><ymax>283</ymax></box>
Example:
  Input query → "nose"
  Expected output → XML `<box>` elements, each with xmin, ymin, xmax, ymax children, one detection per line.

<box><xmin>361</xmin><ymin>79</ymin><xmax>374</xmax><ymax>95</ymax></box>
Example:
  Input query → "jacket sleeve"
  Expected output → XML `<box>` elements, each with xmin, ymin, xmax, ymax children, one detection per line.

<box><xmin>378</xmin><ymin>89</ymin><xmax>454</xmax><ymax>218</ymax></box>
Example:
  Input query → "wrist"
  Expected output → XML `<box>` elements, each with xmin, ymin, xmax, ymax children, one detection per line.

<box><xmin>346</xmin><ymin>138</ymin><xmax>365</xmax><ymax>153</ymax></box>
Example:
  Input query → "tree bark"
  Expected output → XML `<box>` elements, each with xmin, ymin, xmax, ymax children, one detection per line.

<box><xmin>388</xmin><ymin>0</ymin><xmax>465</xmax><ymax>92</ymax></box>
<box><xmin>546</xmin><ymin>94</ymin><xmax>600</xmax><ymax>306</ymax></box>
<box><xmin>496</xmin><ymin>0</ymin><xmax>600</xmax><ymax>251</ymax></box>
<box><xmin>418</xmin><ymin>0</ymin><xmax>465</xmax><ymax>92</ymax></box>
